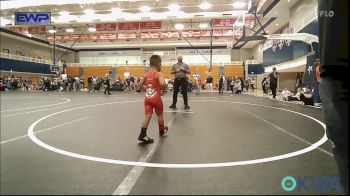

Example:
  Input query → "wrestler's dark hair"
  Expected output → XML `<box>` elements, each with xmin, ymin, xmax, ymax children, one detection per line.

<box><xmin>150</xmin><ymin>55</ymin><xmax>161</xmax><ymax>67</ymax></box>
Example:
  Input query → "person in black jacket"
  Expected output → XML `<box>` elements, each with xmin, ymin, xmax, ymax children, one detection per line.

<box><xmin>269</xmin><ymin>67</ymin><xmax>279</xmax><ymax>99</ymax></box>
<box><xmin>318</xmin><ymin>0</ymin><xmax>348</xmax><ymax>194</ymax></box>
<box><xmin>262</xmin><ymin>76</ymin><xmax>267</xmax><ymax>94</ymax></box>
<box><xmin>219</xmin><ymin>75</ymin><xmax>224</xmax><ymax>94</ymax></box>
<box><xmin>87</xmin><ymin>76</ymin><xmax>93</xmax><ymax>92</ymax></box>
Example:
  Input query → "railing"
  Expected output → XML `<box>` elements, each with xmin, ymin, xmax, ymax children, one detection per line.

<box><xmin>0</xmin><ymin>52</ymin><xmax>62</xmax><ymax>66</ymax></box>
<box><xmin>294</xmin><ymin>6</ymin><xmax>318</xmax><ymax>33</ymax></box>
<box><xmin>66</xmin><ymin>61</ymin><xmax>244</xmax><ymax>67</ymax></box>
<box><xmin>245</xmin><ymin>60</ymin><xmax>258</xmax><ymax>64</ymax></box>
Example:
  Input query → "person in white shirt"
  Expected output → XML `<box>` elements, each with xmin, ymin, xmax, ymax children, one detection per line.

<box><xmin>193</xmin><ymin>73</ymin><xmax>201</xmax><ymax>95</ymax></box>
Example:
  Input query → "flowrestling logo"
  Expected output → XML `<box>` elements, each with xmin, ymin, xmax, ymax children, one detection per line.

<box><xmin>15</xmin><ymin>12</ymin><xmax>51</xmax><ymax>26</ymax></box>
<box><xmin>281</xmin><ymin>176</ymin><xmax>341</xmax><ymax>193</ymax></box>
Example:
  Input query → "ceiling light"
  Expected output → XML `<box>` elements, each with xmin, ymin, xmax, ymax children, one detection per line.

<box><xmin>88</xmin><ymin>27</ymin><xmax>96</xmax><ymax>32</ymax></box>
<box><xmin>84</xmin><ymin>9</ymin><xmax>95</xmax><ymax>15</ymax></box>
<box><xmin>175</xmin><ymin>23</ymin><xmax>184</xmax><ymax>30</ymax></box>
<box><xmin>66</xmin><ymin>28</ymin><xmax>74</xmax><ymax>33</ymax></box>
<box><xmin>232</xmin><ymin>1</ymin><xmax>245</xmax><ymax>8</ymax></box>
<box><xmin>59</xmin><ymin>11</ymin><xmax>69</xmax><ymax>16</ymax></box>
<box><xmin>139</xmin><ymin>5</ymin><xmax>151</xmax><ymax>12</ymax></box>
<box><xmin>199</xmin><ymin>2</ymin><xmax>212</xmax><ymax>10</ymax></box>
<box><xmin>199</xmin><ymin>23</ymin><xmax>208</xmax><ymax>29</ymax></box>
<box><xmin>111</xmin><ymin>8</ymin><xmax>122</xmax><ymax>14</ymax></box>
<box><xmin>276</xmin><ymin>23</ymin><xmax>279</xmax><ymax>26</ymax></box>
<box><xmin>48</xmin><ymin>29</ymin><xmax>57</xmax><ymax>33</ymax></box>
<box><xmin>168</xmin><ymin>4</ymin><xmax>180</xmax><ymax>11</ymax></box>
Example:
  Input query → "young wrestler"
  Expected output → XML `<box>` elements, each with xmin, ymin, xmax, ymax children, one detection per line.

<box><xmin>138</xmin><ymin>55</ymin><xmax>168</xmax><ymax>143</ymax></box>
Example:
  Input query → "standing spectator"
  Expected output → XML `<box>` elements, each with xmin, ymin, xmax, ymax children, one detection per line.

<box><xmin>244</xmin><ymin>79</ymin><xmax>249</xmax><ymax>92</ymax></box>
<box><xmin>206</xmin><ymin>75</ymin><xmax>213</xmax><ymax>92</ymax></box>
<box><xmin>315</xmin><ymin>59</ymin><xmax>321</xmax><ymax>83</ymax></box>
<box><xmin>193</xmin><ymin>73</ymin><xmax>201</xmax><ymax>95</ymax></box>
<box><xmin>126</xmin><ymin>77</ymin><xmax>131</xmax><ymax>91</ymax></box>
<box><xmin>74</xmin><ymin>76</ymin><xmax>80</xmax><ymax>91</ymax></box>
<box><xmin>269</xmin><ymin>67</ymin><xmax>279</xmax><ymax>98</ymax></box>
<box><xmin>235</xmin><ymin>79</ymin><xmax>242</xmax><ymax>94</ymax></box>
<box><xmin>250</xmin><ymin>78</ymin><xmax>255</xmax><ymax>92</ymax></box>
<box><xmin>104</xmin><ymin>71</ymin><xmax>112</xmax><ymax>95</ymax></box>
<box><xmin>130</xmin><ymin>75</ymin><xmax>135</xmax><ymax>91</ymax></box>
<box><xmin>230</xmin><ymin>77</ymin><xmax>235</xmax><ymax>94</ymax></box>
<box><xmin>318</xmin><ymin>1</ymin><xmax>348</xmax><ymax>193</ymax></box>
<box><xmin>87</xmin><ymin>76</ymin><xmax>93</xmax><ymax>92</ymax></box>
<box><xmin>169</xmin><ymin>54</ymin><xmax>190</xmax><ymax>109</ymax></box>
<box><xmin>219</xmin><ymin>75</ymin><xmax>224</xmax><ymax>94</ymax></box>
<box><xmin>226</xmin><ymin>78</ymin><xmax>231</xmax><ymax>92</ymax></box>
<box><xmin>262</xmin><ymin>76</ymin><xmax>267</xmax><ymax>94</ymax></box>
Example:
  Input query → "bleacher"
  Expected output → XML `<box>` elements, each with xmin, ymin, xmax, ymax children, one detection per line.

<box><xmin>65</xmin><ymin>63</ymin><xmax>244</xmax><ymax>87</ymax></box>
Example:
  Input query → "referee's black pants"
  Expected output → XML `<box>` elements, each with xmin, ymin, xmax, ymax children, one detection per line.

<box><xmin>172</xmin><ymin>78</ymin><xmax>188</xmax><ymax>106</ymax></box>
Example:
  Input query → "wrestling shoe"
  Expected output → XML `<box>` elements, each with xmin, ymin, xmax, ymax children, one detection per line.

<box><xmin>159</xmin><ymin>126</ymin><xmax>169</xmax><ymax>136</ymax></box>
<box><xmin>138</xmin><ymin>135</ymin><xmax>154</xmax><ymax>144</ymax></box>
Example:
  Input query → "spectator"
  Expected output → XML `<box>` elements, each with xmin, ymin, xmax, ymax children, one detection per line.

<box><xmin>250</xmin><ymin>78</ymin><xmax>255</xmax><ymax>92</ymax></box>
<box><xmin>219</xmin><ymin>75</ymin><xmax>224</xmax><ymax>94</ymax></box>
<box><xmin>206</xmin><ymin>75</ymin><xmax>213</xmax><ymax>92</ymax></box>
<box><xmin>262</xmin><ymin>76</ymin><xmax>267</xmax><ymax>94</ymax></box>
<box><xmin>282</xmin><ymin>87</ymin><xmax>300</xmax><ymax>101</ymax></box>
<box><xmin>269</xmin><ymin>67</ymin><xmax>279</xmax><ymax>99</ymax></box>
<box><xmin>235</xmin><ymin>79</ymin><xmax>242</xmax><ymax>94</ymax></box>
<box><xmin>244</xmin><ymin>79</ymin><xmax>249</xmax><ymax>92</ymax></box>
<box><xmin>299</xmin><ymin>86</ymin><xmax>314</xmax><ymax>105</ymax></box>
<box><xmin>88</xmin><ymin>76</ymin><xmax>93</xmax><ymax>92</ymax></box>
<box><xmin>230</xmin><ymin>77</ymin><xmax>235</xmax><ymax>93</ymax></box>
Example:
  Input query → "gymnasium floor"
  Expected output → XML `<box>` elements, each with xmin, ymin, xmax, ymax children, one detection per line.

<box><xmin>0</xmin><ymin>91</ymin><xmax>343</xmax><ymax>195</ymax></box>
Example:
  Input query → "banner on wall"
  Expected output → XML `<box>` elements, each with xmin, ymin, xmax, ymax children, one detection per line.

<box><xmin>118</xmin><ymin>32</ymin><xmax>137</xmax><ymax>39</ymax></box>
<box><xmin>118</xmin><ymin>22</ymin><xmax>139</xmax><ymax>30</ymax></box>
<box><xmin>160</xmin><ymin>31</ymin><xmax>180</xmax><ymax>39</ymax></box>
<box><xmin>141</xmin><ymin>32</ymin><xmax>160</xmax><ymax>39</ymax></box>
<box><xmin>96</xmin><ymin>23</ymin><xmax>117</xmax><ymax>31</ymax></box>
<box><xmin>140</xmin><ymin>21</ymin><xmax>162</xmax><ymax>29</ymax></box>
<box><xmin>10</xmin><ymin>27</ymin><xmax>30</xmax><ymax>36</ymax></box>
<box><xmin>212</xmin><ymin>19</ymin><xmax>236</xmax><ymax>27</ymax></box>
<box><xmin>28</xmin><ymin>26</ymin><xmax>46</xmax><ymax>34</ymax></box>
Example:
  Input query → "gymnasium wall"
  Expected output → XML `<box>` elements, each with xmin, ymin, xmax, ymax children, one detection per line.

<box><xmin>289</xmin><ymin>0</ymin><xmax>318</xmax><ymax>31</ymax></box>
<box><xmin>279</xmin><ymin>72</ymin><xmax>298</xmax><ymax>91</ymax></box>
<box><xmin>0</xmin><ymin>35</ymin><xmax>76</xmax><ymax>63</ymax></box>
<box><xmin>0</xmin><ymin>58</ymin><xmax>52</xmax><ymax>74</ymax></box>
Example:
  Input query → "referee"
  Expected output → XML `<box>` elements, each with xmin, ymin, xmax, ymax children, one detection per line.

<box><xmin>169</xmin><ymin>54</ymin><xmax>190</xmax><ymax>110</ymax></box>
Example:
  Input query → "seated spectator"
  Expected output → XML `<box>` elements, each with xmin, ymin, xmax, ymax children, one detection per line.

<box><xmin>281</xmin><ymin>88</ymin><xmax>292</xmax><ymax>101</ymax></box>
<box><xmin>281</xmin><ymin>87</ymin><xmax>300</xmax><ymax>101</ymax></box>
<box><xmin>299</xmin><ymin>86</ymin><xmax>314</xmax><ymax>105</ymax></box>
